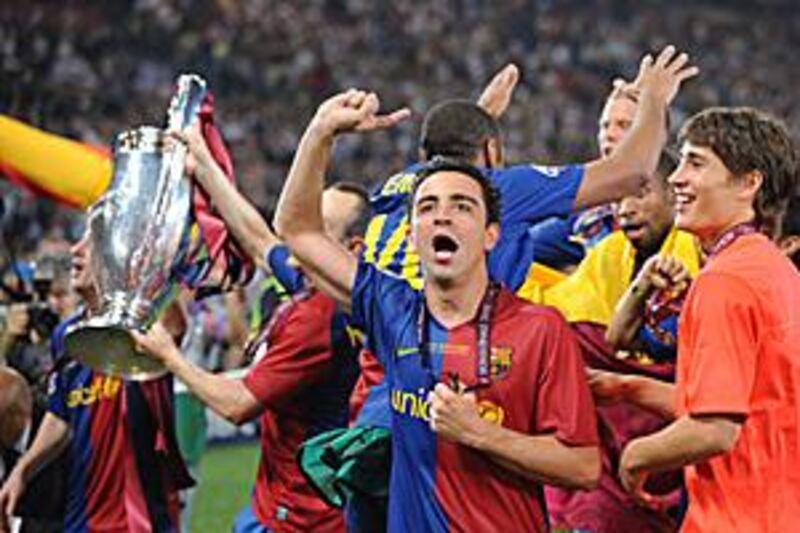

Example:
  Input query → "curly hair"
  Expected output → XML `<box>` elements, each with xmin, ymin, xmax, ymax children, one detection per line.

<box><xmin>679</xmin><ymin>107</ymin><xmax>799</xmax><ymax>238</ymax></box>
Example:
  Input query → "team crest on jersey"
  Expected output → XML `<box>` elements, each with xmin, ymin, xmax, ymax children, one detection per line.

<box><xmin>529</xmin><ymin>164</ymin><xmax>563</xmax><ymax>178</ymax></box>
<box><xmin>478</xmin><ymin>400</ymin><xmax>504</xmax><ymax>425</ymax></box>
<box><xmin>490</xmin><ymin>347</ymin><xmax>513</xmax><ymax>379</ymax></box>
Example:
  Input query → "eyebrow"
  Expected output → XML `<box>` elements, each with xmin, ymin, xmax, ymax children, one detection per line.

<box><xmin>415</xmin><ymin>193</ymin><xmax>481</xmax><ymax>206</ymax></box>
<box><xmin>683</xmin><ymin>150</ymin><xmax>707</xmax><ymax>163</ymax></box>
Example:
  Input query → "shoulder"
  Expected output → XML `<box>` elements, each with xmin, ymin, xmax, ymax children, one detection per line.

<box><xmin>497</xmin><ymin>288</ymin><xmax>570</xmax><ymax>330</ymax></box>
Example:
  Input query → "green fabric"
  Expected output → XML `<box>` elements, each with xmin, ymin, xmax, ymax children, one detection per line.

<box><xmin>175</xmin><ymin>392</ymin><xmax>208</xmax><ymax>465</ymax></box>
<box><xmin>298</xmin><ymin>426</ymin><xmax>391</xmax><ymax>508</ymax></box>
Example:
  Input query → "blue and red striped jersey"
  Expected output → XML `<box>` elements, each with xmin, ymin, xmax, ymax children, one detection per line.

<box><xmin>48</xmin><ymin>315</ymin><xmax>191</xmax><ymax>533</ymax></box>
<box><xmin>351</xmin><ymin>262</ymin><xmax>598</xmax><ymax>532</ymax></box>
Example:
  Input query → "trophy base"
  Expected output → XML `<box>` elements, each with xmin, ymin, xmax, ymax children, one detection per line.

<box><xmin>64</xmin><ymin>319</ymin><xmax>167</xmax><ymax>381</ymax></box>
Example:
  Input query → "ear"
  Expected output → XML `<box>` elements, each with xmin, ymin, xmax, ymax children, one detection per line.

<box><xmin>485</xmin><ymin>138</ymin><xmax>503</xmax><ymax>168</ymax></box>
<box><xmin>347</xmin><ymin>236</ymin><xmax>366</xmax><ymax>256</ymax></box>
<box><xmin>484</xmin><ymin>222</ymin><xmax>501</xmax><ymax>252</ymax></box>
<box><xmin>738</xmin><ymin>170</ymin><xmax>763</xmax><ymax>201</ymax></box>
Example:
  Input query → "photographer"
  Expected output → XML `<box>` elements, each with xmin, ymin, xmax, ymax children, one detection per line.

<box><xmin>0</xmin><ymin>255</ymin><xmax>75</xmax><ymax>409</ymax></box>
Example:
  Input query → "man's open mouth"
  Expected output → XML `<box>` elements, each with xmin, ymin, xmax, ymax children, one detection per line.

<box><xmin>432</xmin><ymin>234</ymin><xmax>459</xmax><ymax>262</ymax></box>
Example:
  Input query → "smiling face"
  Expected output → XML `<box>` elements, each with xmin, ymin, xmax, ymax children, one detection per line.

<box><xmin>669</xmin><ymin>142</ymin><xmax>757</xmax><ymax>245</ymax></box>
<box><xmin>410</xmin><ymin>171</ymin><xmax>499</xmax><ymax>287</ymax></box>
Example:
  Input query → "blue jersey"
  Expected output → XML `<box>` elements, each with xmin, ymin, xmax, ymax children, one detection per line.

<box><xmin>365</xmin><ymin>162</ymin><xmax>584</xmax><ymax>291</ymax></box>
<box><xmin>351</xmin><ymin>262</ymin><xmax>598</xmax><ymax>532</ymax></box>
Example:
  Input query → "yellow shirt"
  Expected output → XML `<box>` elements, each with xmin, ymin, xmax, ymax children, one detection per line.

<box><xmin>518</xmin><ymin>227</ymin><xmax>701</xmax><ymax>325</ymax></box>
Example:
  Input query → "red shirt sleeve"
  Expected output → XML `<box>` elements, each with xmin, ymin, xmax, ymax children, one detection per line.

<box><xmin>242</xmin><ymin>292</ymin><xmax>336</xmax><ymax>411</ymax></box>
<box><xmin>678</xmin><ymin>272</ymin><xmax>759</xmax><ymax>416</ymax></box>
<box><xmin>534</xmin><ymin>310</ymin><xmax>599</xmax><ymax>446</ymax></box>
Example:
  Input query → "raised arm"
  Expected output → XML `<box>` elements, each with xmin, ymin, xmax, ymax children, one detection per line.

<box><xmin>274</xmin><ymin>90</ymin><xmax>409</xmax><ymax>311</ymax></box>
<box><xmin>606</xmin><ymin>255</ymin><xmax>690</xmax><ymax>350</ymax></box>
<box><xmin>177</xmin><ymin>125</ymin><xmax>279</xmax><ymax>271</ymax></box>
<box><xmin>477</xmin><ymin>63</ymin><xmax>520</xmax><ymax>119</ymax></box>
<box><xmin>575</xmin><ymin>45</ymin><xmax>699</xmax><ymax>210</ymax></box>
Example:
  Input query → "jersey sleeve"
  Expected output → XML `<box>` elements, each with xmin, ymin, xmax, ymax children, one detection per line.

<box><xmin>46</xmin><ymin>363</ymin><xmax>71</xmax><ymax>421</ymax></box>
<box><xmin>351</xmin><ymin>261</ymin><xmax>417</xmax><ymax>369</ymax></box>
<box><xmin>242</xmin><ymin>295</ymin><xmax>335</xmax><ymax>411</ymax></box>
<box><xmin>533</xmin><ymin>310</ymin><xmax>599</xmax><ymax>446</ymax></box>
<box><xmin>496</xmin><ymin>164</ymin><xmax>584</xmax><ymax>230</ymax></box>
<box><xmin>679</xmin><ymin>273</ymin><xmax>759</xmax><ymax>416</ymax></box>
<box><xmin>266</xmin><ymin>244</ymin><xmax>305</xmax><ymax>295</ymax></box>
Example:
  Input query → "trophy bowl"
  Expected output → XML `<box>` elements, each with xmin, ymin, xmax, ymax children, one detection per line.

<box><xmin>64</xmin><ymin>126</ymin><xmax>192</xmax><ymax>380</ymax></box>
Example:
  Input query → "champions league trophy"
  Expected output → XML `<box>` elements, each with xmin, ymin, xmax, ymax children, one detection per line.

<box><xmin>64</xmin><ymin>74</ymin><xmax>207</xmax><ymax>380</ymax></box>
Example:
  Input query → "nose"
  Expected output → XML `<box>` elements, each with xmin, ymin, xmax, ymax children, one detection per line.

<box><xmin>617</xmin><ymin>195</ymin><xmax>641</xmax><ymax>220</ymax></box>
<box><xmin>667</xmin><ymin>166</ymin><xmax>686</xmax><ymax>190</ymax></box>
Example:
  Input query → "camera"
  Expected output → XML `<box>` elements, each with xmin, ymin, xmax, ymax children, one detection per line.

<box><xmin>0</xmin><ymin>258</ymin><xmax>63</xmax><ymax>340</ymax></box>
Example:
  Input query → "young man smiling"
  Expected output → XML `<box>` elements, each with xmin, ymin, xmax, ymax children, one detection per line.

<box><xmin>616</xmin><ymin>107</ymin><xmax>800</xmax><ymax>532</ymax></box>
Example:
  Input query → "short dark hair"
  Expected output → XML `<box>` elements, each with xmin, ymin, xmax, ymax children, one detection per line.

<box><xmin>409</xmin><ymin>157</ymin><xmax>502</xmax><ymax>226</ymax></box>
<box><xmin>420</xmin><ymin>100</ymin><xmax>501</xmax><ymax>162</ymax></box>
<box><xmin>654</xmin><ymin>147</ymin><xmax>679</xmax><ymax>186</ymax></box>
<box><xmin>329</xmin><ymin>181</ymin><xmax>371</xmax><ymax>238</ymax></box>
<box><xmin>781</xmin><ymin>192</ymin><xmax>800</xmax><ymax>237</ymax></box>
<box><xmin>679</xmin><ymin>107</ymin><xmax>799</xmax><ymax>237</ymax></box>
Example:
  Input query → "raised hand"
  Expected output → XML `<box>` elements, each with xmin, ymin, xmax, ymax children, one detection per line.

<box><xmin>632</xmin><ymin>45</ymin><xmax>699</xmax><ymax>106</ymax></box>
<box><xmin>477</xmin><ymin>63</ymin><xmax>520</xmax><ymax>119</ymax></box>
<box><xmin>310</xmin><ymin>89</ymin><xmax>411</xmax><ymax>138</ymax></box>
<box><xmin>169</xmin><ymin>123</ymin><xmax>216</xmax><ymax>179</ymax></box>
<box><xmin>634</xmin><ymin>254</ymin><xmax>691</xmax><ymax>294</ymax></box>
<box><xmin>130</xmin><ymin>322</ymin><xmax>180</xmax><ymax>364</ymax></box>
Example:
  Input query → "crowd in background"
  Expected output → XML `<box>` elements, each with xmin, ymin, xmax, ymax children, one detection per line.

<box><xmin>2</xmin><ymin>0</ymin><xmax>799</xmax><ymax>254</ymax></box>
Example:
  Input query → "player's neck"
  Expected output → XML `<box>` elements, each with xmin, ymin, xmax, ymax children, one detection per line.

<box><xmin>425</xmin><ymin>268</ymin><xmax>489</xmax><ymax>329</ymax></box>
<box><xmin>699</xmin><ymin>209</ymin><xmax>756</xmax><ymax>252</ymax></box>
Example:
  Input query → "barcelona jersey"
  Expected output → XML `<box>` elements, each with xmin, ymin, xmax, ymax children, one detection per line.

<box><xmin>351</xmin><ymin>262</ymin><xmax>598</xmax><ymax>532</ymax></box>
<box><xmin>48</xmin><ymin>316</ymin><xmax>191</xmax><ymax>533</ymax></box>
<box><xmin>364</xmin><ymin>162</ymin><xmax>584</xmax><ymax>291</ymax></box>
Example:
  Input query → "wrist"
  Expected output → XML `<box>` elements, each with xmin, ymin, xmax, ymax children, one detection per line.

<box><xmin>462</xmin><ymin>416</ymin><xmax>498</xmax><ymax>451</ymax></box>
<box><xmin>307</xmin><ymin>119</ymin><xmax>338</xmax><ymax>143</ymax></box>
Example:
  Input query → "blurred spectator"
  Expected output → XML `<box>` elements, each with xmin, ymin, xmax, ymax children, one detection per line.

<box><xmin>2</xmin><ymin>0</ymin><xmax>798</xmax><ymax>240</ymax></box>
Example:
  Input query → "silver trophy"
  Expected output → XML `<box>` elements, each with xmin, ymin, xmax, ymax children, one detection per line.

<box><xmin>64</xmin><ymin>74</ymin><xmax>207</xmax><ymax>380</ymax></box>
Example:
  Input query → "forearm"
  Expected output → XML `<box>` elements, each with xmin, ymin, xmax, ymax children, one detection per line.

<box><xmin>578</xmin><ymin>93</ymin><xmax>667</xmax><ymax>209</ymax></box>
<box><xmin>625</xmin><ymin>414</ymin><xmax>740</xmax><ymax>475</ymax></box>
<box><xmin>15</xmin><ymin>414</ymin><xmax>70</xmax><ymax>482</ymax></box>
<box><xmin>606</xmin><ymin>282</ymin><xmax>650</xmax><ymax>350</ymax></box>
<box><xmin>193</xmin><ymin>158</ymin><xmax>277</xmax><ymax>270</ymax></box>
<box><xmin>274</xmin><ymin>124</ymin><xmax>330</xmax><ymax>239</ymax></box>
<box><xmin>469</xmin><ymin>423</ymin><xmax>600</xmax><ymax>490</ymax></box>
<box><xmin>608</xmin><ymin>90</ymin><xmax>667</xmax><ymax>193</ymax></box>
<box><xmin>273</xmin><ymin>121</ymin><xmax>357</xmax><ymax>309</ymax></box>
<box><xmin>161</xmin><ymin>348</ymin><xmax>260</xmax><ymax>425</ymax></box>
<box><xmin>623</xmin><ymin>375</ymin><xmax>677</xmax><ymax>419</ymax></box>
